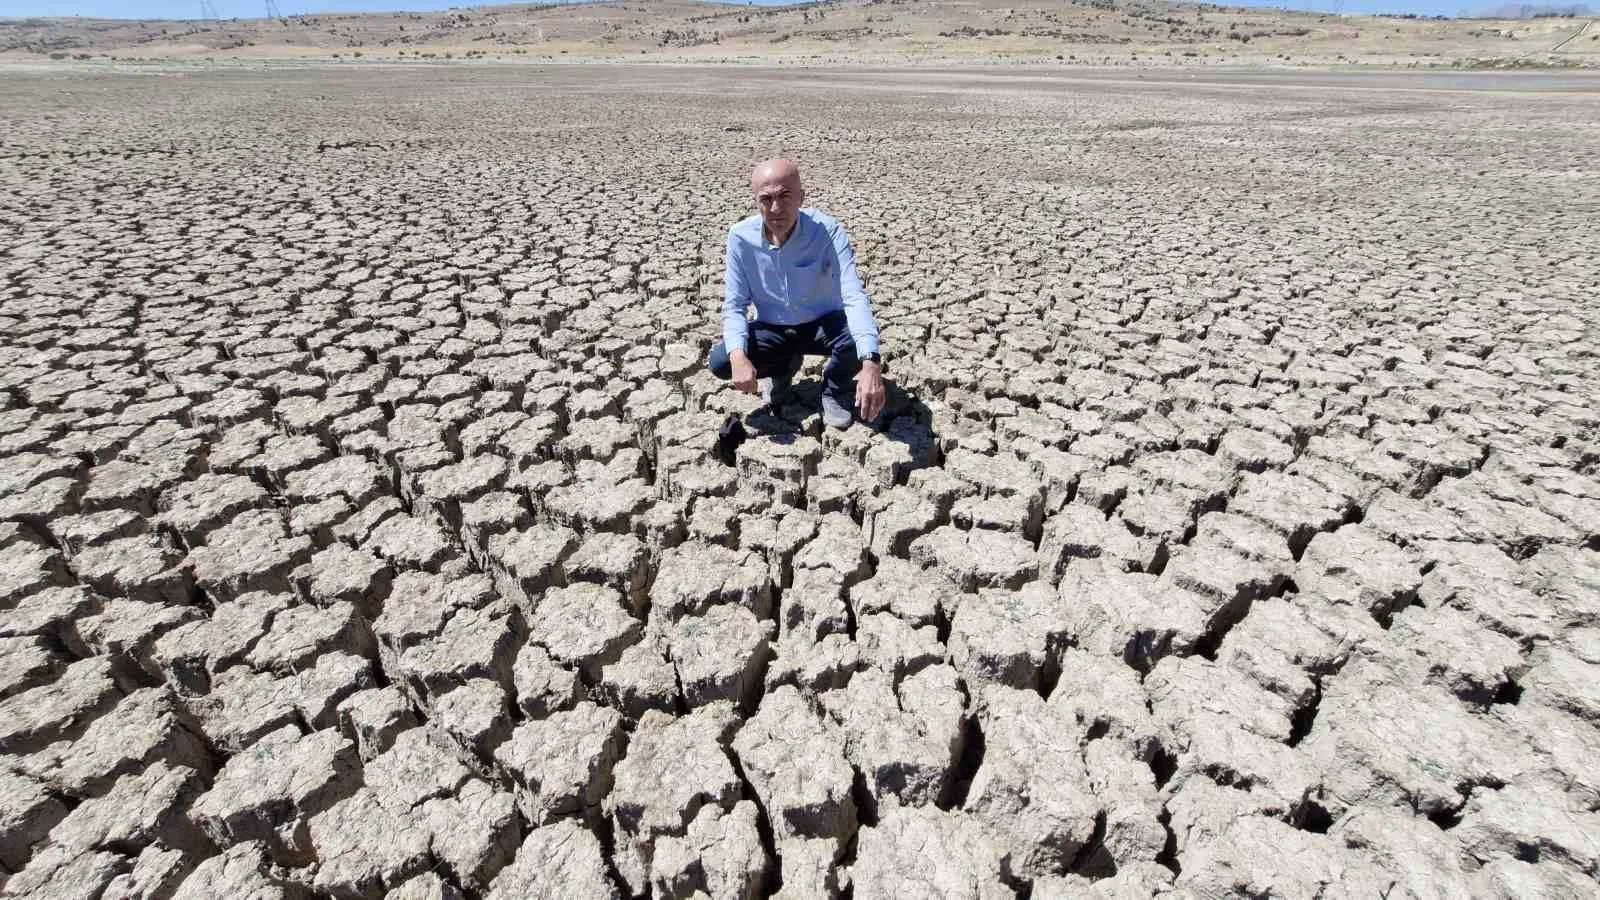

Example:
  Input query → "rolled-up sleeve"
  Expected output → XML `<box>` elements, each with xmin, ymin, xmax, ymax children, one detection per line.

<box><xmin>721</xmin><ymin>231</ymin><xmax>752</xmax><ymax>355</ymax></box>
<box><xmin>828</xmin><ymin>221</ymin><xmax>880</xmax><ymax>356</ymax></box>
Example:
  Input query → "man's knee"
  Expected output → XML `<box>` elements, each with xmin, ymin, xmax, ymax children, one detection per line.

<box><xmin>707</xmin><ymin>341</ymin><xmax>733</xmax><ymax>380</ymax></box>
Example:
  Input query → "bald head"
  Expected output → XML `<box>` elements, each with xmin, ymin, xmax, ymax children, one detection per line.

<box><xmin>751</xmin><ymin>158</ymin><xmax>801</xmax><ymax>194</ymax></box>
<box><xmin>751</xmin><ymin>158</ymin><xmax>806</xmax><ymax>246</ymax></box>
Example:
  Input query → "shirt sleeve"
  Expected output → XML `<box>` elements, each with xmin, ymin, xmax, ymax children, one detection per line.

<box><xmin>828</xmin><ymin>220</ymin><xmax>880</xmax><ymax>356</ymax></box>
<box><xmin>721</xmin><ymin>230</ymin><xmax>752</xmax><ymax>355</ymax></box>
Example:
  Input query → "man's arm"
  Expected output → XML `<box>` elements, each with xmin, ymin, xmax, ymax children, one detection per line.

<box><xmin>827</xmin><ymin>220</ymin><xmax>885</xmax><ymax>422</ymax></box>
<box><xmin>722</xmin><ymin>231</ymin><xmax>753</xmax><ymax>356</ymax></box>
<box><xmin>722</xmin><ymin>230</ymin><xmax>758</xmax><ymax>393</ymax></box>
<box><xmin>827</xmin><ymin>221</ymin><xmax>880</xmax><ymax>356</ymax></box>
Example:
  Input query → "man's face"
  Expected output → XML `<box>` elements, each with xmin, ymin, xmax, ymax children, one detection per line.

<box><xmin>753</xmin><ymin>171</ymin><xmax>804</xmax><ymax>241</ymax></box>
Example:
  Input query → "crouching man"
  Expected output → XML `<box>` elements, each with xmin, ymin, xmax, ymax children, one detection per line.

<box><xmin>707</xmin><ymin>158</ymin><xmax>886</xmax><ymax>429</ymax></box>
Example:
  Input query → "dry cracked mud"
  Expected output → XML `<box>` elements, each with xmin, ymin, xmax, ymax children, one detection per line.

<box><xmin>0</xmin><ymin>63</ymin><xmax>1597</xmax><ymax>899</ymax></box>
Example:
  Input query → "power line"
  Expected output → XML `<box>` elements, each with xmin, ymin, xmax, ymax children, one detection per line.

<box><xmin>198</xmin><ymin>0</ymin><xmax>220</xmax><ymax>21</ymax></box>
<box><xmin>265</xmin><ymin>0</ymin><xmax>283</xmax><ymax>18</ymax></box>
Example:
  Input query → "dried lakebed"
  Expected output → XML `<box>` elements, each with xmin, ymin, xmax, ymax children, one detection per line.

<box><xmin>0</xmin><ymin>64</ymin><xmax>1597</xmax><ymax>898</ymax></box>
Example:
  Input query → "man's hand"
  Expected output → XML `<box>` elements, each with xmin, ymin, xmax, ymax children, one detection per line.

<box><xmin>730</xmin><ymin>350</ymin><xmax>759</xmax><ymax>394</ymax></box>
<box><xmin>856</xmin><ymin>360</ymin><xmax>886</xmax><ymax>424</ymax></box>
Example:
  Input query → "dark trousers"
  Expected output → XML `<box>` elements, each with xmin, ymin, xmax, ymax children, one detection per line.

<box><xmin>707</xmin><ymin>310</ymin><xmax>861</xmax><ymax>402</ymax></box>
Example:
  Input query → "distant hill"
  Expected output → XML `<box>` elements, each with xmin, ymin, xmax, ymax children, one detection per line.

<box><xmin>1477</xmin><ymin>2</ymin><xmax>1593</xmax><ymax>17</ymax></box>
<box><xmin>2</xmin><ymin>0</ymin><xmax>1596</xmax><ymax>68</ymax></box>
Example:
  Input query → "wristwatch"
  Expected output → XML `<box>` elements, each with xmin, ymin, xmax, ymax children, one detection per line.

<box><xmin>862</xmin><ymin>352</ymin><xmax>882</xmax><ymax>365</ymax></box>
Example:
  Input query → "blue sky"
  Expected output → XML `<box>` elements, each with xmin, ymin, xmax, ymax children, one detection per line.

<box><xmin>0</xmin><ymin>0</ymin><xmax>1571</xmax><ymax>22</ymax></box>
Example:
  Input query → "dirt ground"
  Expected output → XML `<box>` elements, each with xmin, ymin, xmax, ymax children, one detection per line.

<box><xmin>4</xmin><ymin>0</ymin><xmax>1599</xmax><ymax>69</ymax></box>
<box><xmin>1</xmin><ymin>63</ymin><xmax>1597</xmax><ymax>898</ymax></box>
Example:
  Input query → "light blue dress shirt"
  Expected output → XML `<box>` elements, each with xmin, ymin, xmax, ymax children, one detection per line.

<box><xmin>721</xmin><ymin>207</ymin><xmax>881</xmax><ymax>357</ymax></box>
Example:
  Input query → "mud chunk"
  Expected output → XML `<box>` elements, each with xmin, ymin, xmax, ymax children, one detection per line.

<box><xmin>101</xmin><ymin>844</ymin><xmax>193</xmax><ymax>900</ymax></box>
<box><xmin>284</xmin><ymin>454</ymin><xmax>390</xmax><ymax>508</ymax></box>
<box><xmin>387</xmin><ymin>871</ymin><xmax>466</xmax><ymax>900</ymax></box>
<box><xmin>965</xmin><ymin>686</ymin><xmax>1100</xmax><ymax>877</ymax></box>
<box><xmin>1081</xmin><ymin>740</ymin><xmax>1167</xmax><ymax>866</ymax></box>
<box><xmin>307</xmin><ymin>787</ymin><xmax>433</xmax><ymax>898</ymax></box>
<box><xmin>667</xmin><ymin>602</ymin><xmax>775</xmax><ymax>711</ymax></box>
<box><xmin>792</xmin><ymin>512</ymin><xmax>870</xmax><ymax>585</ymax></box>
<box><xmin>598</xmin><ymin>639</ymin><xmax>678</xmax><ymax>720</ymax></box>
<box><xmin>292</xmin><ymin>543</ymin><xmax>392</xmax><ymax>616</ymax></box>
<box><xmin>190</xmin><ymin>665</ymin><xmax>300</xmax><ymax>753</ymax></box>
<box><xmin>650</xmin><ymin>541</ymin><xmax>774</xmax><ymax>622</ymax></box>
<box><xmin>849</xmin><ymin>555</ymin><xmax>957</xmax><ymax>628</ymax></box>
<box><xmin>1</xmin><ymin>585</ymin><xmax>98</xmax><ymax>649</ymax></box>
<box><xmin>1215</xmin><ymin>596</ymin><xmax>1347</xmax><ymax>708</ymax></box>
<box><xmin>338</xmin><ymin>685</ymin><xmax>418</xmax><ymax>761</ymax></box>
<box><xmin>511</xmin><ymin>642</ymin><xmax>583</xmax><ymax>720</ymax></box>
<box><xmin>0</xmin><ymin>769</ymin><xmax>68</xmax><ymax>871</ymax></box>
<box><xmin>158</xmin><ymin>473</ymin><xmax>271</xmax><ymax>548</ymax></box>
<box><xmin>780</xmin><ymin>565</ymin><xmax>850</xmax><ymax>641</ymax></box>
<box><xmin>487</xmin><ymin>820</ymin><xmax>620</xmax><ymax>900</ymax></box>
<box><xmin>856</xmin><ymin>611</ymin><xmax>943</xmax><ymax>683</ymax></box>
<box><xmin>1469</xmin><ymin>857</ymin><xmax>1598</xmax><ymax>897</ymax></box>
<box><xmin>187</xmin><ymin>508</ymin><xmax>314</xmax><ymax>602</ymax></box>
<box><xmin>1059</xmin><ymin>561</ymin><xmax>1206</xmax><ymax>671</ymax></box>
<box><xmin>1454</xmin><ymin>783</ymin><xmax>1600</xmax><ymax>876</ymax></box>
<box><xmin>170</xmin><ymin>840</ymin><xmax>303</xmax><ymax>899</ymax></box>
<box><xmin>71</xmin><ymin>536</ymin><xmax>192</xmax><ymax>606</ymax></box>
<box><xmin>649</xmin><ymin>801</ymin><xmax>770</xmax><ymax>900</ymax></box>
<box><xmin>764</xmin><ymin>631</ymin><xmax>861</xmax><ymax>698</ymax></box>
<box><xmin>16</xmin><ymin>684</ymin><xmax>210</xmax><ymax>798</ymax></box>
<box><xmin>1049</xmin><ymin>647</ymin><xmax>1162</xmax><ymax>758</ymax></box>
<box><xmin>909</xmin><ymin>525</ymin><xmax>1038</xmax><ymax>591</ymax></box>
<box><xmin>1302</xmin><ymin>657</ymin><xmax>1533</xmax><ymax>818</ymax></box>
<box><xmin>565</xmin><ymin>531</ymin><xmax>650</xmax><ymax>614</ymax></box>
<box><xmin>1297</xmin><ymin>524</ymin><xmax>1421</xmax><ymax>624</ymax></box>
<box><xmin>1330</xmin><ymin>806</ymin><xmax>1477</xmax><ymax>897</ymax></box>
<box><xmin>1</xmin><ymin>844</ymin><xmax>130</xmax><ymax>899</ymax></box>
<box><xmin>1145</xmin><ymin>655</ymin><xmax>1296</xmax><ymax>744</ymax></box>
<box><xmin>365</xmin><ymin>512</ymin><xmax>458</xmax><ymax>572</ymax></box>
<box><xmin>494</xmin><ymin>701</ymin><xmax>624</xmax><ymax>825</ymax></box>
<box><xmin>373</xmin><ymin>571</ymin><xmax>496</xmax><ymax>670</ymax></box>
<box><xmin>1175</xmin><ymin>813</ymin><xmax>1392</xmax><ymax>898</ymax></box>
<box><xmin>948</xmin><ymin>582</ymin><xmax>1066</xmax><ymax>690</ymax></box>
<box><xmin>849</xmin><ymin>806</ymin><xmax>1011</xmax><ymax>900</ymax></box>
<box><xmin>1229</xmin><ymin>470</ymin><xmax>1350</xmax><ymax>554</ymax></box>
<box><xmin>821</xmin><ymin>665</ymin><xmax>964</xmax><ymax>815</ymax></box>
<box><xmin>432</xmin><ymin>677</ymin><xmax>512</xmax><ymax>759</ymax></box>
<box><xmin>394</xmin><ymin>605</ymin><xmax>520</xmax><ymax>702</ymax></box>
<box><xmin>1379</xmin><ymin>602</ymin><xmax>1527</xmax><ymax>704</ymax></box>
<box><xmin>152</xmin><ymin>590</ymin><xmax>291</xmax><ymax>694</ymax></box>
<box><xmin>189</xmin><ymin>724</ymin><xmax>360</xmax><ymax>866</ymax></box>
<box><xmin>1521</xmin><ymin>647</ymin><xmax>1600</xmax><ymax>725</ymax></box>
<box><xmin>483</xmin><ymin>524</ymin><xmax>577</xmax><ymax>611</ymax></box>
<box><xmin>607</xmin><ymin>705</ymin><xmax>743</xmax><ymax>896</ymax></box>
<box><xmin>863</xmin><ymin>494</ymin><xmax>941</xmax><ymax>560</ymax></box>
<box><xmin>0</xmin><ymin>634</ymin><xmax>59</xmax><ymax>702</ymax></box>
<box><xmin>47</xmin><ymin>761</ymin><xmax>207</xmax><ymax>857</ymax></box>
<box><xmin>245</xmin><ymin>601</ymin><xmax>375</xmax><ymax>674</ymax></box>
<box><xmin>527</xmin><ymin>583</ymin><xmax>642</xmax><ymax>680</ymax></box>
<box><xmin>732</xmin><ymin>685</ymin><xmax>857</xmax><ymax>854</ymax></box>
<box><xmin>0</xmin><ymin>655</ymin><xmax>124</xmax><ymax>755</ymax></box>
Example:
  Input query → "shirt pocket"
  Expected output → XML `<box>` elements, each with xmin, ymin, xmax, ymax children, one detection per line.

<box><xmin>791</xmin><ymin>258</ymin><xmax>828</xmax><ymax>301</ymax></box>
